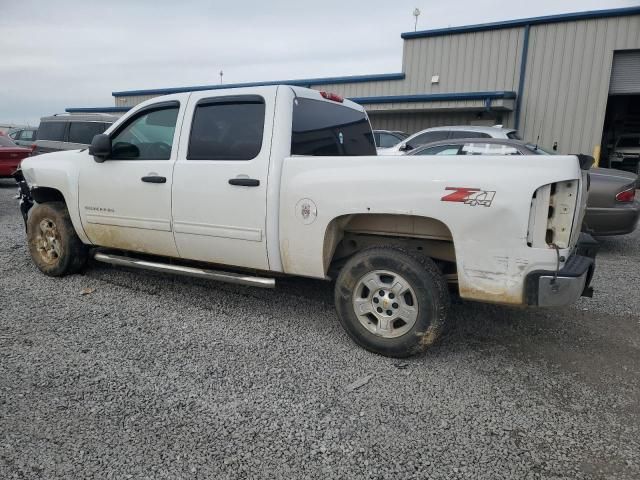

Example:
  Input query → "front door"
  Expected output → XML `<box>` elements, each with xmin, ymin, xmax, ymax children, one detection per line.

<box><xmin>171</xmin><ymin>88</ymin><xmax>275</xmax><ymax>270</ymax></box>
<box><xmin>78</xmin><ymin>100</ymin><xmax>184</xmax><ymax>257</ymax></box>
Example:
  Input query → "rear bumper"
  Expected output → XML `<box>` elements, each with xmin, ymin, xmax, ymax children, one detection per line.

<box><xmin>524</xmin><ymin>233</ymin><xmax>598</xmax><ymax>307</ymax></box>
<box><xmin>584</xmin><ymin>203</ymin><xmax>640</xmax><ymax>236</ymax></box>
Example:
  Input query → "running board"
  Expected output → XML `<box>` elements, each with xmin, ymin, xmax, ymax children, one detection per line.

<box><xmin>93</xmin><ymin>252</ymin><xmax>275</xmax><ymax>289</ymax></box>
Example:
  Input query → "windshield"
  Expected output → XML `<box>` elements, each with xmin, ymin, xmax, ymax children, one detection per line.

<box><xmin>617</xmin><ymin>136</ymin><xmax>640</xmax><ymax>148</ymax></box>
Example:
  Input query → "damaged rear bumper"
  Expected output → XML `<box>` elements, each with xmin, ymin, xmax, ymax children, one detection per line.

<box><xmin>524</xmin><ymin>233</ymin><xmax>598</xmax><ymax>307</ymax></box>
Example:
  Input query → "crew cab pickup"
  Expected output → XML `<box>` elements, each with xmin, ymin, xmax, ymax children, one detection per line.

<box><xmin>15</xmin><ymin>85</ymin><xmax>596</xmax><ymax>357</ymax></box>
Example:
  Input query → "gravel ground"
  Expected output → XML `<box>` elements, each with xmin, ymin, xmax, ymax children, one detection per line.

<box><xmin>1</xmin><ymin>178</ymin><xmax>639</xmax><ymax>479</ymax></box>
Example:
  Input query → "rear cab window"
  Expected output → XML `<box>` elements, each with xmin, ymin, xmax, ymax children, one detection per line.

<box><xmin>291</xmin><ymin>98</ymin><xmax>375</xmax><ymax>156</ymax></box>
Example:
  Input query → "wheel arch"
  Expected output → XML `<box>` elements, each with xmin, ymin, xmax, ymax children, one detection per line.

<box><xmin>31</xmin><ymin>186</ymin><xmax>67</xmax><ymax>205</ymax></box>
<box><xmin>322</xmin><ymin>213</ymin><xmax>457</xmax><ymax>275</ymax></box>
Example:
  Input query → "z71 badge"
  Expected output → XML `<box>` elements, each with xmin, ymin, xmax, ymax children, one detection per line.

<box><xmin>441</xmin><ymin>187</ymin><xmax>496</xmax><ymax>207</ymax></box>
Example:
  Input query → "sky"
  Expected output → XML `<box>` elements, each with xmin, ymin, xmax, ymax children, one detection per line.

<box><xmin>1</xmin><ymin>0</ymin><xmax>637</xmax><ymax>125</ymax></box>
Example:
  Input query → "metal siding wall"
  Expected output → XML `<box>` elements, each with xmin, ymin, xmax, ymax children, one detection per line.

<box><xmin>401</xmin><ymin>28</ymin><xmax>523</xmax><ymax>95</ymax></box>
<box><xmin>519</xmin><ymin>15</ymin><xmax>640</xmax><ymax>154</ymax></box>
<box><xmin>115</xmin><ymin>94</ymin><xmax>159</xmax><ymax>107</ymax></box>
<box><xmin>110</xmin><ymin>13</ymin><xmax>640</xmax><ymax>146</ymax></box>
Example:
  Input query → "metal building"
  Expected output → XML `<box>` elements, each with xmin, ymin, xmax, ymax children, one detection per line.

<box><xmin>67</xmin><ymin>6</ymin><xmax>640</xmax><ymax>163</ymax></box>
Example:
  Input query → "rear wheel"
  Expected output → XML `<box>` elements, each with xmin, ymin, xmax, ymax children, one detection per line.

<box><xmin>334</xmin><ymin>246</ymin><xmax>449</xmax><ymax>357</ymax></box>
<box><xmin>27</xmin><ymin>202</ymin><xmax>88</xmax><ymax>276</ymax></box>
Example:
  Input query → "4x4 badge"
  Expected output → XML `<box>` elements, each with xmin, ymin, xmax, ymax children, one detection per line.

<box><xmin>441</xmin><ymin>187</ymin><xmax>496</xmax><ymax>207</ymax></box>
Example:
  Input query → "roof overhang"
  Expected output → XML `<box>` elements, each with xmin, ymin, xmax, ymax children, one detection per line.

<box><xmin>352</xmin><ymin>91</ymin><xmax>516</xmax><ymax>113</ymax></box>
<box><xmin>401</xmin><ymin>6</ymin><xmax>640</xmax><ymax>39</ymax></box>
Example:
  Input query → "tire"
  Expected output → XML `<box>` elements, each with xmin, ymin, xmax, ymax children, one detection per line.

<box><xmin>334</xmin><ymin>246</ymin><xmax>449</xmax><ymax>358</ymax></box>
<box><xmin>27</xmin><ymin>202</ymin><xmax>89</xmax><ymax>276</ymax></box>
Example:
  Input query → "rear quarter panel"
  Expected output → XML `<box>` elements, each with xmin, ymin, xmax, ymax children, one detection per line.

<box><xmin>279</xmin><ymin>154</ymin><xmax>583</xmax><ymax>305</ymax></box>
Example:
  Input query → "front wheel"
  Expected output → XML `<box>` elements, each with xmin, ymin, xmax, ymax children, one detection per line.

<box><xmin>334</xmin><ymin>247</ymin><xmax>449</xmax><ymax>357</ymax></box>
<box><xmin>27</xmin><ymin>202</ymin><xmax>89</xmax><ymax>276</ymax></box>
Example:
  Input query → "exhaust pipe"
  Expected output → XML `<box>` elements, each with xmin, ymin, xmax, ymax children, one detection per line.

<box><xmin>93</xmin><ymin>252</ymin><xmax>275</xmax><ymax>289</ymax></box>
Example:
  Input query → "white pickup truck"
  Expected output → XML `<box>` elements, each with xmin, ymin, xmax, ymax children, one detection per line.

<box><xmin>15</xmin><ymin>85</ymin><xmax>597</xmax><ymax>357</ymax></box>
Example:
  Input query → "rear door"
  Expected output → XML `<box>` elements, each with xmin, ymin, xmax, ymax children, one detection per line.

<box><xmin>171</xmin><ymin>88</ymin><xmax>276</xmax><ymax>270</ymax></box>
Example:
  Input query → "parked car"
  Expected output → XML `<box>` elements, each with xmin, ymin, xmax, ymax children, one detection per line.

<box><xmin>409</xmin><ymin>138</ymin><xmax>639</xmax><ymax>236</ymax></box>
<box><xmin>377</xmin><ymin>125</ymin><xmax>521</xmax><ymax>155</ymax></box>
<box><xmin>16</xmin><ymin>85</ymin><xmax>595</xmax><ymax>358</ymax></box>
<box><xmin>610</xmin><ymin>134</ymin><xmax>640</xmax><ymax>174</ymax></box>
<box><xmin>0</xmin><ymin>135</ymin><xmax>32</xmax><ymax>178</ymax></box>
<box><xmin>373</xmin><ymin>130</ymin><xmax>408</xmax><ymax>149</ymax></box>
<box><xmin>33</xmin><ymin>113</ymin><xmax>118</xmax><ymax>155</ymax></box>
<box><xmin>8</xmin><ymin>127</ymin><xmax>38</xmax><ymax>147</ymax></box>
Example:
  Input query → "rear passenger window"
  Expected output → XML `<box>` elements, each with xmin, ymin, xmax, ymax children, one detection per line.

<box><xmin>291</xmin><ymin>98</ymin><xmax>375</xmax><ymax>156</ymax></box>
<box><xmin>19</xmin><ymin>130</ymin><xmax>35</xmax><ymax>141</ymax></box>
<box><xmin>36</xmin><ymin>122</ymin><xmax>66</xmax><ymax>141</ymax></box>
<box><xmin>68</xmin><ymin>122</ymin><xmax>109</xmax><ymax>145</ymax></box>
<box><xmin>449</xmin><ymin>131</ymin><xmax>492</xmax><ymax>139</ymax></box>
<box><xmin>188</xmin><ymin>96</ymin><xmax>265</xmax><ymax>161</ymax></box>
<box><xmin>406</xmin><ymin>131</ymin><xmax>449</xmax><ymax>148</ymax></box>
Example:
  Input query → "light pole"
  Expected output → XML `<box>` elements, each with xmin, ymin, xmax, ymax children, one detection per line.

<box><xmin>413</xmin><ymin>8</ymin><xmax>421</xmax><ymax>32</ymax></box>
<box><xmin>219</xmin><ymin>70</ymin><xmax>224</xmax><ymax>84</ymax></box>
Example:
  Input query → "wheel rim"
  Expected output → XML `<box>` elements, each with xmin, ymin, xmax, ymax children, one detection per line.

<box><xmin>35</xmin><ymin>218</ymin><xmax>62</xmax><ymax>264</ymax></box>
<box><xmin>352</xmin><ymin>269</ymin><xmax>419</xmax><ymax>339</ymax></box>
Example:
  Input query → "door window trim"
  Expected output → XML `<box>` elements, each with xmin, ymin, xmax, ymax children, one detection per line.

<box><xmin>186</xmin><ymin>94</ymin><xmax>266</xmax><ymax>161</ymax></box>
<box><xmin>107</xmin><ymin>100</ymin><xmax>180</xmax><ymax>161</ymax></box>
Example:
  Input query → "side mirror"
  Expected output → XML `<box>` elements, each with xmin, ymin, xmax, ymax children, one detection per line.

<box><xmin>399</xmin><ymin>143</ymin><xmax>413</xmax><ymax>151</ymax></box>
<box><xmin>89</xmin><ymin>134</ymin><xmax>111</xmax><ymax>162</ymax></box>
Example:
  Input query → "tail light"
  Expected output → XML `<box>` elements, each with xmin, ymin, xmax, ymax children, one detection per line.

<box><xmin>616</xmin><ymin>187</ymin><xmax>636</xmax><ymax>203</ymax></box>
<box><xmin>319</xmin><ymin>91</ymin><xmax>344</xmax><ymax>103</ymax></box>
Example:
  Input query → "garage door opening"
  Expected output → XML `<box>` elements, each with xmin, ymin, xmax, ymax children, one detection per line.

<box><xmin>600</xmin><ymin>51</ymin><xmax>640</xmax><ymax>172</ymax></box>
<box><xmin>601</xmin><ymin>94</ymin><xmax>640</xmax><ymax>172</ymax></box>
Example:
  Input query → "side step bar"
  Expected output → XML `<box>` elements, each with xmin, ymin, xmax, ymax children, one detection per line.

<box><xmin>93</xmin><ymin>252</ymin><xmax>275</xmax><ymax>289</ymax></box>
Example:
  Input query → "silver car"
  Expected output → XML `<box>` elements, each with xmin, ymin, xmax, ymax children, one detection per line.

<box><xmin>611</xmin><ymin>134</ymin><xmax>640</xmax><ymax>174</ymax></box>
<box><xmin>377</xmin><ymin>125</ymin><xmax>521</xmax><ymax>155</ymax></box>
<box><xmin>33</xmin><ymin>113</ymin><xmax>118</xmax><ymax>155</ymax></box>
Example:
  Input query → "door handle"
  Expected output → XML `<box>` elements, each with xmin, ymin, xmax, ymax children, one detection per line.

<box><xmin>141</xmin><ymin>175</ymin><xmax>167</xmax><ymax>184</ymax></box>
<box><xmin>228</xmin><ymin>178</ymin><xmax>260</xmax><ymax>187</ymax></box>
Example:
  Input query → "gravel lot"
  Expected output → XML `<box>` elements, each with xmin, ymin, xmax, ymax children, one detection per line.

<box><xmin>1</xmin><ymin>178</ymin><xmax>639</xmax><ymax>479</ymax></box>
